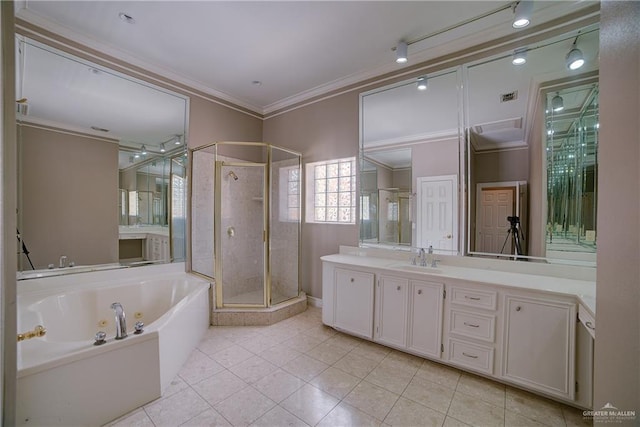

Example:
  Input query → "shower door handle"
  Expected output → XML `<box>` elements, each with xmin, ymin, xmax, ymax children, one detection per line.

<box><xmin>263</xmin><ymin>230</ymin><xmax>266</xmax><ymax>242</ymax></box>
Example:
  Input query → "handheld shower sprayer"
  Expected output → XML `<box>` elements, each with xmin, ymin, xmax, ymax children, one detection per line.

<box><xmin>228</xmin><ymin>171</ymin><xmax>239</xmax><ymax>181</ymax></box>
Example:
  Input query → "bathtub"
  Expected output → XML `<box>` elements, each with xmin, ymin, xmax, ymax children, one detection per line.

<box><xmin>16</xmin><ymin>263</ymin><xmax>210</xmax><ymax>426</ymax></box>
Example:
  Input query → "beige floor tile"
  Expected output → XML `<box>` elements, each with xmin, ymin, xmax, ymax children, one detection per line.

<box><xmin>317</xmin><ymin>401</ymin><xmax>384</xmax><ymax>427</ymax></box>
<box><xmin>563</xmin><ymin>406</ymin><xmax>593</xmax><ymax>427</ymax></box>
<box><xmin>505</xmin><ymin>409</ymin><xmax>548</xmax><ymax>426</ymax></box>
<box><xmin>402</xmin><ymin>375</ymin><xmax>455</xmax><ymax>414</ymax></box>
<box><xmin>213</xmin><ymin>386</ymin><xmax>276</xmax><ymax>426</ymax></box>
<box><xmin>350</xmin><ymin>341</ymin><xmax>392</xmax><ymax>363</ymax></box>
<box><xmin>178</xmin><ymin>349</ymin><xmax>226</xmax><ymax>385</ymax></box>
<box><xmin>197</xmin><ymin>335</ymin><xmax>236</xmax><ymax>356</ymax></box>
<box><xmin>210</xmin><ymin>344</ymin><xmax>254</xmax><ymax>368</ymax></box>
<box><xmin>505</xmin><ymin>387</ymin><xmax>564</xmax><ymax>426</ymax></box>
<box><xmin>144</xmin><ymin>388</ymin><xmax>211</xmax><ymax>426</ymax></box>
<box><xmin>229</xmin><ymin>355</ymin><xmax>278</xmax><ymax>384</ymax></box>
<box><xmin>237</xmin><ymin>335</ymin><xmax>278</xmax><ymax>354</ymax></box>
<box><xmin>191</xmin><ymin>370</ymin><xmax>249</xmax><ymax>406</ymax></box>
<box><xmin>282</xmin><ymin>333</ymin><xmax>325</xmax><ymax>353</ymax></box>
<box><xmin>415</xmin><ymin>359</ymin><xmax>461</xmax><ymax>389</ymax></box>
<box><xmin>252</xmin><ymin>369</ymin><xmax>306</xmax><ymax>403</ymax></box>
<box><xmin>282</xmin><ymin>354</ymin><xmax>329</xmax><ymax>381</ymax></box>
<box><xmin>384</xmin><ymin>396</ymin><xmax>446</xmax><ymax>427</ymax></box>
<box><xmin>104</xmin><ymin>408</ymin><xmax>154</xmax><ymax>427</ymax></box>
<box><xmin>456</xmin><ymin>373</ymin><xmax>506</xmax><ymax>408</ymax></box>
<box><xmin>443</xmin><ymin>416</ymin><xmax>473</xmax><ymax>427</ymax></box>
<box><xmin>162</xmin><ymin>375</ymin><xmax>190</xmax><ymax>398</ymax></box>
<box><xmin>259</xmin><ymin>343</ymin><xmax>303</xmax><ymax>367</ymax></box>
<box><xmin>448</xmin><ymin>391</ymin><xmax>505</xmax><ymax>426</ymax></box>
<box><xmin>343</xmin><ymin>381</ymin><xmax>400</xmax><ymax>421</ymax></box>
<box><xmin>325</xmin><ymin>333</ymin><xmax>364</xmax><ymax>351</ymax></box>
<box><xmin>364</xmin><ymin>363</ymin><xmax>415</xmax><ymax>395</ymax></box>
<box><xmin>310</xmin><ymin>366</ymin><xmax>361</xmax><ymax>399</ymax></box>
<box><xmin>280</xmin><ymin>384</ymin><xmax>340</xmax><ymax>426</ymax></box>
<box><xmin>304</xmin><ymin>324</ymin><xmax>339</xmax><ymax>342</ymax></box>
<box><xmin>249</xmin><ymin>405</ymin><xmax>310</xmax><ymax>427</ymax></box>
<box><xmin>333</xmin><ymin>352</ymin><xmax>380</xmax><ymax>379</ymax></box>
<box><xmin>306</xmin><ymin>341</ymin><xmax>350</xmax><ymax>365</ymax></box>
<box><xmin>181</xmin><ymin>408</ymin><xmax>232</xmax><ymax>427</ymax></box>
<box><xmin>380</xmin><ymin>350</ymin><xmax>424</xmax><ymax>374</ymax></box>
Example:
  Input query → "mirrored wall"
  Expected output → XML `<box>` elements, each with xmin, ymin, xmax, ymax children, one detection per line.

<box><xmin>359</xmin><ymin>22</ymin><xmax>600</xmax><ymax>265</ymax></box>
<box><xmin>16</xmin><ymin>36</ymin><xmax>188</xmax><ymax>277</ymax></box>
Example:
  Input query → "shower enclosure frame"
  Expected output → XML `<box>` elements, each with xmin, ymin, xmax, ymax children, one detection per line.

<box><xmin>188</xmin><ymin>141</ymin><xmax>302</xmax><ymax>309</ymax></box>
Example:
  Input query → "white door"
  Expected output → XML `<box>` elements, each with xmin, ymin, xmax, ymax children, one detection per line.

<box><xmin>416</xmin><ymin>175</ymin><xmax>457</xmax><ymax>251</ymax></box>
<box><xmin>476</xmin><ymin>187</ymin><xmax>515</xmax><ymax>254</ymax></box>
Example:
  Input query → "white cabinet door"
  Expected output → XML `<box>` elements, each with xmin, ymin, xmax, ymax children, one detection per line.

<box><xmin>376</xmin><ymin>275</ymin><xmax>409</xmax><ymax>348</ymax></box>
<box><xmin>334</xmin><ymin>268</ymin><xmax>375</xmax><ymax>339</ymax></box>
<box><xmin>408</xmin><ymin>280</ymin><xmax>444</xmax><ymax>359</ymax></box>
<box><xmin>502</xmin><ymin>295</ymin><xmax>575</xmax><ymax>400</ymax></box>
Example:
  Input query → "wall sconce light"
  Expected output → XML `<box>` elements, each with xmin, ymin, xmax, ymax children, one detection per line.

<box><xmin>417</xmin><ymin>76</ymin><xmax>428</xmax><ymax>90</ymax></box>
<box><xmin>566</xmin><ymin>39</ymin><xmax>584</xmax><ymax>70</ymax></box>
<box><xmin>551</xmin><ymin>93</ymin><xmax>564</xmax><ymax>112</ymax></box>
<box><xmin>512</xmin><ymin>1</ymin><xmax>533</xmax><ymax>29</ymax></box>
<box><xmin>512</xmin><ymin>49</ymin><xmax>527</xmax><ymax>65</ymax></box>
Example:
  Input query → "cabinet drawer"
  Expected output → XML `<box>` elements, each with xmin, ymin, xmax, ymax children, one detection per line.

<box><xmin>450</xmin><ymin>287</ymin><xmax>497</xmax><ymax>310</ymax></box>
<box><xmin>578</xmin><ymin>304</ymin><xmax>595</xmax><ymax>339</ymax></box>
<box><xmin>448</xmin><ymin>339</ymin><xmax>494</xmax><ymax>374</ymax></box>
<box><xmin>449</xmin><ymin>310</ymin><xmax>495</xmax><ymax>342</ymax></box>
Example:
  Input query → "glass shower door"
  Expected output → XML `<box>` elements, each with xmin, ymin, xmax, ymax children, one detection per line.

<box><xmin>217</xmin><ymin>162</ymin><xmax>267</xmax><ymax>306</ymax></box>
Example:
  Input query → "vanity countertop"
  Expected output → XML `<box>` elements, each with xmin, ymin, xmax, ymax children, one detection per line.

<box><xmin>321</xmin><ymin>253</ymin><xmax>596</xmax><ymax>316</ymax></box>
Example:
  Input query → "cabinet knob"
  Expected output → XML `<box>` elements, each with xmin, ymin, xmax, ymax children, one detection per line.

<box><xmin>515</xmin><ymin>306</ymin><xmax>522</xmax><ymax>312</ymax></box>
<box><xmin>417</xmin><ymin>289</ymin><xmax>422</xmax><ymax>295</ymax></box>
<box><xmin>350</xmin><ymin>278</ymin><xmax>354</xmax><ymax>283</ymax></box>
<box><xmin>397</xmin><ymin>285</ymin><xmax>401</xmax><ymax>291</ymax></box>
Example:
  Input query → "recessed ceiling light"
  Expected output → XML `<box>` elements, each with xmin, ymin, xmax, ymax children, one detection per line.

<box><xmin>252</xmin><ymin>81</ymin><xmax>262</xmax><ymax>86</ymax></box>
<box><xmin>118</xmin><ymin>12</ymin><xmax>136</xmax><ymax>24</ymax></box>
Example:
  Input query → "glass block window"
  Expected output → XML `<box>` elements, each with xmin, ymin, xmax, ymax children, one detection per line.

<box><xmin>279</xmin><ymin>166</ymin><xmax>300</xmax><ymax>222</ymax></box>
<box><xmin>305</xmin><ymin>157</ymin><xmax>356</xmax><ymax>224</ymax></box>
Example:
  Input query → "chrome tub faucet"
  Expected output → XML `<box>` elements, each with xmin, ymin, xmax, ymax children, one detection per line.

<box><xmin>110</xmin><ymin>302</ymin><xmax>128</xmax><ymax>340</ymax></box>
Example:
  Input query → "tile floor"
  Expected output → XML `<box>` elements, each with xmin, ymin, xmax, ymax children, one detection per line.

<box><xmin>106</xmin><ymin>307</ymin><xmax>591</xmax><ymax>427</ymax></box>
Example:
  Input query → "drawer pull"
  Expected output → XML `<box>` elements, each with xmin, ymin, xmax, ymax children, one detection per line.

<box><xmin>465</xmin><ymin>296</ymin><xmax>481</xmax><ymax>301</ymax></box>
<box><xmin>462</xmin><ymin>352</ymin><xmax>478</xmax><ymax>359</ymax></box>
<box><xmin>463</xmin><ymin>322</ymin><xmax>480</xmax><ymax>328</ymax></box>
<box><xmin>350</xmin><ymin>278</ymin><xmax>354</xmax><ymax>283</ymax></box>
<box><xmin>417</xmin><ymin>289</ymin><xmax>422</xmax><ymax>295</ymax></box>
<box><xmin>585</xmin><ymin>321</ymin><xmax>595</xmax><ymax>330</ymax></box>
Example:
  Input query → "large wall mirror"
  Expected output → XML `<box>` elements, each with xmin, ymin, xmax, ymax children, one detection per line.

<box><xmin>359</xmin><ymin>22</ymin><xmax>599</xmax><ymax>266</ymax></box>
<box><xmin>360</xmin><ymin>68</ymin><xmax>461</xmax><ymax>254</ymax></box>
<box><xmin>16</xmin><ymin>36</ymin><xmax>188</xmax><ymax>278</ymax></box>
<box><xmin>465</xmin><ymin>24</ymin><xmax>599</xmax><ymax>264</ymax></box>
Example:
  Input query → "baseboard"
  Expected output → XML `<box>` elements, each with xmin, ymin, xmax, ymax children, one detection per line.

<box><xmin>307</xmin><ymin>295</ymin><xmax>322</xmax><ymax>308</ymax></box>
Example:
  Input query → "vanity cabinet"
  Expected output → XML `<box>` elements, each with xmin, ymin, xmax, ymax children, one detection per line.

<box><xmin>145</xmin><ymin>234</ymin><xmax>169</xmax><ymax>262</ymax></box>
<box><xmin>501</xmin><ymin>293</ymin><xmax>576</xmax><ymax>401</ymax></box>
<box><xmin>332</xmin><ymin>267</ymin><xmax>375</xmax><ymax>339</ymax></box>
<box><xmin>374</xmin><ymin>276</ymin><xmax>444</xmax><ymax>358</ymax></box>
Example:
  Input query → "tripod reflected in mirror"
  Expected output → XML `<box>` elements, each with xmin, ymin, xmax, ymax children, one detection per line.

<box><xmin>500</xmin><ymin>216</ymin><xmax>524</xmax><ymax>258</ymax></box>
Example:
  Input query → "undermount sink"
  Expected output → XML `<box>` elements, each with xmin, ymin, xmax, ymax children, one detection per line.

<box><xmin>389</xmin><ymin>263</ymin><xmax>443</xmax><ymax>275</ymax></box>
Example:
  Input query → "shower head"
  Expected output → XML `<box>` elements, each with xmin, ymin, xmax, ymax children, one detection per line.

<box><xmin>228</xmin><ymin>171</ymin><xmax>239</xmax><ymax>181</ymax></box>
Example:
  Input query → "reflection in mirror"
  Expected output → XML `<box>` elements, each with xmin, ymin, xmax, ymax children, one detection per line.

<box><xmin>545</xmin><ymin>84</ymin><xmax>598</xmax><ymax>263</ymax></box>
<box><xmin>16</xmin><ymin>37</ymin><xmax>188</xmax><ymax>278</ymax></box>
<box><xmin>360</xmin><ymin>69</ymin><xmax>461</xmax><ymax>253</ymax></box>
<box><xmin>465</xmin><ymin>25</ymin><xmax>599</xmax><ymax>263</ymax></box>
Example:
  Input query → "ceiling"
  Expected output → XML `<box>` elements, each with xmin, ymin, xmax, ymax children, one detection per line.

<box><xmin>15</xmin><ymin>1</ymin><xmax>596</xmax><ymax>115</ymax></box>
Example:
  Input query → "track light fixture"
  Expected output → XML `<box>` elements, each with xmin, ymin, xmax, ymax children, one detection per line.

<box><xmin>141</xmin><ymin>144</ymin><xmax>147</xmax><ymax>155</ymax></box>
<box><xmin>160</xmin><ymin>143</ymin><xmax>166</xmax><ymax>153</ymax></box>
<box><xmin>512</xmin><ymin>1</ymin><xmax>532</xmax><ymax>29</ymax></box>
<box><xmin>551</xmin><ymin>93</ymin><xmax>564</xmax><ymax>112</ymax></box>
<box><xmin>174</xmin><ymin>135</ymin><xmax>182</xmax><ymax>145</ymax></box>
<box><xmin>417</xmin><ymin>76</ymin><xmax>428</xmax><ymax>90</ymax></box>
<box><xmin>512</xmin><ymin>49</ymin><xmax>527</xmax><ymax>65</ymax></box>
<box><xmin>566</xmin><ymin>38</ymin><xmax>584</xmax><ymax>70</ymax></box>
<box><xmin>396</xmin><ymin>41</ymin><xmax>408</xmax><ymax>64</ymax></box>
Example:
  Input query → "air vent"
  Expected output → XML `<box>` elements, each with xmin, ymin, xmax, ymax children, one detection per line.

<box><xmin>90</xmin><ymin>126</ymin><xmax>110</xmax><ymax>133</ymax></box>
<box><xmin>500</xmin><ymin>91</ymin><xmax>518</xmax><ymax>102</ymax></box>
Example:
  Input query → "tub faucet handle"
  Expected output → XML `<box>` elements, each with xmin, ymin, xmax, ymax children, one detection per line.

<box><xmin>134</xmin><ymin>321</ymin><xmax>144</xmax><ymax>334</ymax></box>
<box><xmin>94</xmin><ymin>331</ymin><xmax>107</xmax><ymax>345</ymax></box>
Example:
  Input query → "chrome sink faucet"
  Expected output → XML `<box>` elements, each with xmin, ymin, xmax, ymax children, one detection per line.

<box><xmin>419</xmin><ymin>248</ymin><xmax>427</xmax><ymax>267</ymax></box>
<box><xmin>59</xmin><ymin>255</ymin><xmax>67</xmax><ymax>268</ymax></box>
<box><xmin>110</xmin><ymin>302</ymin><xmax>128</xmax><ymax>340</ymax></box>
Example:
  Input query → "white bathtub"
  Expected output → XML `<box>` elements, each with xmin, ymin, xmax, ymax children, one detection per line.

<box><xmin>16</xmin><ymin>263</ymin><xmax>210</xmax><ymax>426</ymax></box>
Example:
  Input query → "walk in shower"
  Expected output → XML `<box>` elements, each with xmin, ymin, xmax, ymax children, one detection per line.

<box><xmin>190</xmin><ymin>142</ymin><xmax>301</xmax><ymax>308</ymax></box>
